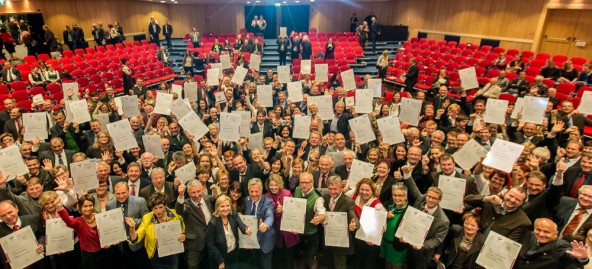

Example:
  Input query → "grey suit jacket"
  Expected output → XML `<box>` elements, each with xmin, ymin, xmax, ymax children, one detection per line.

<box><xmin>244</xmin><ymin>195</ymin><xmax>276</xmax><ymax>254</ymax></box>
<box><xmin>0</xmin><ymin>185</ymin><xmax>41</xmax><ymax>216</ymax></box>
<box><xmin>106</xmin><ymin>195</ymin><xmax>149</xmax><ymax>252</ymax></box>
<box><xmin>322</xmin><ymin>193</ymin><xmax>357</xmax><ymax>255</ymax></box>
<box><xmin>175</xmin><ymin>195</ymin><xmax>214</xmax><ymax>251</ymax></box>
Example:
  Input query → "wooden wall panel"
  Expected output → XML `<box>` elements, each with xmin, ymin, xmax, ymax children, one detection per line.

<box><xmin>309</xmin><ymin>2</ymin><xmax>393</xmax><ymax>33</ymax></box>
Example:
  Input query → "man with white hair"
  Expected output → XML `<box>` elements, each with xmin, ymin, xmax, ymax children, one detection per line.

<box><xmin>301</xmin><ymin>35</ymin><xmax>312</xmax><ymax>59</ymax></box>
<box><xmin>313</xmin><ymin>155</ymin><xmax>338</xmax><ymax>189</ymax></box>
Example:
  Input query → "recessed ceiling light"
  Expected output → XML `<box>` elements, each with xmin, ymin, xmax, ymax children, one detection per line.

<box><xmin>295</xmin><ymin>0</ymin><xmax>300</xmax><ymax>2</ymax></box>
<box><xmin>160</xmin><ymin>0</ymin><xmax>165</xmax><ymax>2</ymax></box>
<box><xmin>247</xmin><ymin>1</ymin><xmax>251</xmax><ymax>3</ymax></box>
<box><xmin>310</xmin><ymin>0</ymin><xmax>314</xmax><ymax>2</ymax></box>
<box><xmin>255</xmin><ymin>0</ymin><xmax>260</xmax><ymax>2</ymax></box>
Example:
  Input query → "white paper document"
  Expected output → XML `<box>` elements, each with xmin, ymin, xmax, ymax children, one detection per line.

<box><xmin>521</xmin><ymin>96</ymin><xmax>548</xmax><ymax>125</ymax></box>
<box><xmin>355</xmin><ymin>89</ymin><xmax>374</xmax><ymax>114</ymax></box>
<box><xmin>345</xmin><ymin>96</ymin><xmax>354</xmax><ymax>107</ymax></box>
<box><xmin>45</xmin><ymin>218</ymin><xmax>75</xmax><ymax>256</ymax></box>
<box><xmin>287</xmin><ymin>81</ymin><xmax>304</xmax><ymax>103</ymax></box>
<box><xmin>95</xmin><ymin>208</ymin><xmax>128</xmax><ymax>247</ymax></box>
<box><xmin>62</xmin><ymin>82</ymin><xmax>80</xmax><ymax>101</ymax></box>
<box><xmin>233</xmin><ymin>111</ymin><xmax>251</xmax><ymax>138</ymax></box>
<box><xmin>106</xmin><ymin>120</ymin><xmax>138</xmax><ymax>151</ymax></box>
<box><xmin>377</xmin><ymin>115</ymin><xmax>405</xmax><ymax>145</ymax></box>
<box><xmin>355</xmin><ymin>206</ymin><xmax>387</xmax><ymax>246</ymax></box>
<box><xmin>459</xmin><ymin>67</ymin><xmax>479</xmax><ymax>90</ymax></box>
<box><xmin>247</xmin><ymin>133</ymin><xmax>263</xmax><ymax>151</ymax></box>
<box><xmin>324</xmin><ymin>212</ymin><xmax>349</xmax><ymax>248</ymax></box>
<box><xmin>348</xmin><ymin>114</ymin><xmax>376</xmax><ymax>145</ymax></box>
<box><xmin>71</xmin><ymin>160</ymin><xmax>99</xmax><ymax>193</ymax></box>
<box><xmin>0</xmin><ymin>226</ymin><xmax>44</xmax><ymax>269</ymax></box>
<box><xmin>484</xmin><ymin>99</ymin><xmax>508</xmax><ymax>125</ymax></box>
<box><xmin>183</xmin><ymin>82</ymin><xmax>198</xmax><ymax>102</ymax></box>
<box><xmin>142</xmin><ymin>135</ymin><xmax>165</xmax><ymax>159</ymax></box>
<box><xmin>315</xmin><ymin>64</ymin><xmax>328</xmax><ymax>82</ymax></box>
<box><xmin>280</xmin><ymin>27</ymin><xmax>287</xmax><ymax>37</ymax></box>
<box><xmin>175</xmin><ymin>162</ymin><xmax>197</xmax><ymax>183</ymax></box>
<box><xmin>395</xmin><ymin>206</ymin><xmax>434</xmax><ymax>248</ymax></box>
<box><xmin>437</xmin><ymin>175</ymin><xmax>466</xmax><ymax>212</ymax></box>
<box><xmin>68</xmin><ymin>99</ymin><xmax>91</xmax><ymax>123</ymax></box>
<box><xmin>211</xmin><ymin>63</ymin><xmax>224</xmax><ymax>79</ymax></box>
<box><xmin>154</xmin><ymin>93</ymin><xmax>173</xmax><ymax>115</ymax></box>
<box><xmin>113</xmin><ymin>97</ymin><xmax>123</xmax><ymax>115</ymax></box>
<box><xmin>511</xmin><ymin>97</ymin><xmax>524</xmax><ymax>119</ymax></box>
<box><xmin>368</xmin><ymin>79</ymin><xmax>383</xmax><ymax>98</ymax></box>
<box><xmin>257</xmin><ymin>85</ymin><xmax>274</xmax><ymax>108</ymax></box>
<box><xmin>219</xmin><ymin>112</ymin><xmax>241</xmax><ymax>142</ymax></box>
<box><xmin>94</xmin><ymin>113</ymin><xmax>110</xmax><ymax>130</ymax></box>
<box><xmin>453</xmin><ymin>139</ymin><xmax>489</xmax><ymax>170</ymax></box>
<box><xmin>155</xmin><ymin>220</ymin><xmax>185</xmax><ymax>257</ymax></box>
<box><xmin>399</xmin><ymin>98</ymin><xmax>422</xmax><ymax>126</ymax></box>
<box><xmin>239</xmin><ymin>215</ymin><xmax>260</xmax><ymax>249</ymax></box>
<box><xmin>301</xmin><ymin>60</ymin><xmax>312</xmax><ymax>75</ymax></box>
<box><xmin>171</xmin><ymin>84</ymin><xmax>183</xmax><ymax>98</ymax></box>
<box><xmin>22</xmin><ymin>112</ymin><xmax>48</xmax><ymax>141</ymax></box>
<box><xmin>341</xmin><ymin>69</ymin><xmax>356</xmax><ymax>92</ymax></box>
<box><xmin>308</xmin><ymin>95</ymin><xmax>334</xmax><ymax>121</ymax></box>
<box><xmin>277</xmin><ymin>65</ymin><xmax>291</xmax><ymax>84</ymax></box>
<box><xmin>120</xmin><ymin>95</ymin><xmax>140</xmax><ymax>117</ymax></box>
<box><xmin>169</xmin><ymin>99</ymin><xmax>192</xmax><ymax>119</ymax></box>
<box><xmin>476</xmin><ymin>231</ymin><xmax>522</xmax><ymax>269</ymax></box>
<box><xmin>214</xmin><ymin>91</ymin><xmax>226</xmax><ymax>103</ymax></box>
<box><xmin>207</xmin><ymin>69</ymin><xmax>220</xmax><ymax>86</ymax></box>
<box><xmin>178</xmin><ymin>113</ymin><xmax>209</xmax><ymax>142</ymax></box>
<box><xmin>32</xmin><ymin>94</ymin><xmax>44</xmax><ymax>105</ymax></box>
<box><xmin>0</xmin><ymin>145</ymin><xmax>29</xmax><ymax>179</ymax></box>
<box><xmin>250</xmin><ymin>54</ymin><xmax>261</xmax><ymax>71</ymax></box>
<box><xmin>232</xmin><ymin>66</ymin><xmax>248</xmax><ymax>85</ymax></box>
<box><xmin>280</xmin><ymin>197</ymin><xmax>307</xmax><ymax>234</ymax></box>
<box><xmin>347</xmin><ymin>159</ymin><xmax>375</xmax><ymax>189</ymax></box>
<box><xmin>579</xmin><ymin>91</ymin><xmax>592</xmax><ymax>115</ymax></box>
<box><xmin>482</xmin><ymin>139</ymin><xmax>524</xmax><ymax>173</ymax></box>
<box><xmin>220</xmin><ymin>54</ymin><xmax>231</xmax><ymax>70</ymax></box>
<box><xmin>292</xmin><ymin>115</ymin><xmax>311</xmax><ymax>139</ymax></box>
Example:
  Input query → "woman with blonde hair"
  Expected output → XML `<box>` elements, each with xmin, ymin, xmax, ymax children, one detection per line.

<box><xmin>376</xmin><ymin>50</ymin><xmax>389</xmax><ymax>79</ymax></box>
<box><xmin>85</xmin><ymin>130</ymin><xmax>115</xmax><ymax>159</ymax></box>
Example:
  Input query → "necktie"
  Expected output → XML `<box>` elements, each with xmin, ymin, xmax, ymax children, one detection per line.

<box><xmin>130</xmin><ymin>183</ymin><xmax>136</xmax><ymax>196</ymax></box>
<box><xmin>240</xmin><ymin>174</ymin><xmax>245</xmax><ymax>183</ymax></box>
<box><xmin>569</xmin><ymin>174</ymin><xmax>587</xmax><ymax>198</ymax></box>
<box><xmin>58</xmin><ymin>154</ymin><xmax>64</xmax><ymax>165</ymax></box>
<box><xmin>197</xmin><ymin>202</ymin><xmax>206</xmax><ymax>219</ymax></box>
<box><xmin>563</xmin><ymin>208</ymin><xmax>586</xmax><ymax>237</ymax></box>
<box><xmin>250</xmin><ymin>202</ymin><xmax>256</xmax><ymax>215</ymax></box>
<box><xmin>423</xmin><ymin>208</ymin><xmax>428</xmax><ymax>213</ymax></box>
<box><xmin>16</xmin><ymin>119</ymin><xmax>22</xmax><ymax>134</ymax></box>
<box><xmin>12</xmin><ymin>224</ymin><xmax>20</xmax><ymax>231</ymax></box>
<box><xmin>330</xmin><ymin>199</ymin><xmax>336</xmax><ymax>211</ymax></box>
<box><xmin>319</xmin><ymin>174</ymin><xmax>327</xmax><ymax>188</ymax></box>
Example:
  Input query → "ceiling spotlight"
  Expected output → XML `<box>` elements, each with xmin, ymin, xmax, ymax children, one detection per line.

<box><xmin>295</xmin><ymin>0</ymin><xmax>300</xmax><ymax>2</ymax></box>
<box><xmin>247</xmin><ymin>1</ymin><xmax>251</xmax><ymax>2</ymax></box>
<box><xmin>160</xmin><ymin>1</ymin><xmax>165</xmax><ymax>2</ymax></box>
<box><xmin>256</xmin><ymin>0</ymin><xmax>260</xmax><ymax>2</ymax></box>
<box><xmin>310</xmin><ymin>0</ymin><xmax>314</xmax><ymax>1</ymax></box>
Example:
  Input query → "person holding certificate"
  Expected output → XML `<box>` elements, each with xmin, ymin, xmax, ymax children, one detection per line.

<box><xmin>373</xmin><ymin>160</ymin><xmax>396</xmax><ymax>204</ymax></box>
<box><xmin>345</xmin><ymin>178</ymin><xmax>385</xmax><ymax>269</ymax></box>
<box><xmin>206</xmin><ymin>195</ymin><xmax>252</xmax><ymax>269</ymax></box>
<box><xmin>436</xmin><ymin>212</ymin><xmax>485</xmax><ymax>269</ymax></box>
<box><xmin>380</xmin><ymin>183</ymin><xmax>410</xmax><ymax>269</ymax></box>
<box><xmin>243</xmin><ymin>178</ymin><xmax>276</xmax><ymax>269</ymax></box>
<box><xmin>293</xmin><ymin>172</ymin><xmax>326</xmax><ymax>269</ymax></box>
<box><xmin>127</xmin><ymin>192</ymin><xmax>186</xmax><ymax>269</ymax></box>
<box><xmin>323</xmin><ymin>176</ymin><xmax>357</xmax><ymax>269</ymax></box>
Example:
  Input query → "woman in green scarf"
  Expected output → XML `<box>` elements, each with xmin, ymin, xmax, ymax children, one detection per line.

<box><xmin>380</xmin><ymin>183</ymin><xmax>409</xmax><ymax>269</ymax></box>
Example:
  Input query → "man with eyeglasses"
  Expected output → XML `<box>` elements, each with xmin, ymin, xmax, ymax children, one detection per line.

<box><xmin>294</xmin><ymin>172</ymin><xmax>325</xmax><ymax>269</ymax></box>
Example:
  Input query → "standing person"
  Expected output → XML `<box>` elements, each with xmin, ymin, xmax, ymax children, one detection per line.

<box><xmin>176</xmin><ymin>180</ymin><xmax>214</xmax><ymax>269</ymax></box>
<box><xmin>376</xmin><ymin>50</ymin><xmax>389</xmax><ymax>80</ymax></box>
<box><xmin>106</xmin><ymin>182</ymin><xmax>150</xmax><ymax>269</ymax></box>
<box><xmin>381</xmin><ymin>183</ymin><xmax>410</xmax><ymax>269</ymax></box>
<box><xmin>106</xmin><ymin>24</ymin><xmax>119</xmax><ymax>45</ymax></box>
<box><xmin>301</xmin><ymin>36</ymin><xmax>312</xmax><ymax>60</ymax></box>
<box><xmin>323</xmin><ymin>176</ymin><xmax>357</xmax><ymax>269</ymax></box>
<box><xmin>189</xmin><ymin>28</ymin><xmax>200</xmax><ymax>48</ymax></box>
<box><xmin>8</xmin><ymin>18</ymin><xmax>20</xmax><ymax>45</ymax></box>
<box><xmin>92</xmin><ymin>23</ymin><xmax>105</xmax><ymax>47</ymax></box>
<box><xmin>294</xmin><ymin>172</ymin><xmax>326</xmax><ymax>269</ymax></box>
<box><xmin>291</xmin><ymin>35</ymin><xmax>301</xmax><ymax>61</ymax></box>
<box><xmin>148</xmin><ymin>19</ymin><xmax>161</xmax><ymax>46</ymax></box>
<box><xmin>356</xmin><ymin>21</ymin><xmax>369</xmax><ymax>49</ymax></box>
<box><xmin>114</xmin><ymin>22</ymin><xmax>125</xmax><ymax>43</ymax></box>
<box><xmin>163</xmin><ymin>20</ymin><xmax>173</xmax><ymax>50</ymax></box>
<box><xmin>244</xmin><ymin>178</ymin><xmax>276</xmax><ymax>269</ymax></box>
<box><xmin>121</xmin><ymin>58</ymin><xmax>134</xmax><ymax>95</ymax></box>
<box><xmin>324</xmin><ymin>38</ymin><xmax>335</xmax><ymax>60</ymax></box>
<box><xmin>436</xmin><ymin>213</ymin><xmax>485</xmax><ymax>269</ymax></box>
<box><xmin>0</xmin><ymin>29</ymin><xmax>17</xmax><ymax>60</ymax></box>
<box><xmin>206</xmin><ymin>195</ymin><xmax>252</xmax><ymax>269</ymax></box>
<box><xmin>0</xmin><ymin>199</ymin><xmax>45</xmax><ymax>269</ymax></box>
<box><xmin>349</xmin><ymin>13</ymin><xmax>358</xmax><ymax>32</ymax></box>
<box><xmin>63</xmin><ymin>25</ymin><xmax>75</xmax><ymax>50</ymax></box>
<box><xmin>72</xmin><ymin>24</ymin><xmax>86</xmax><ymax>49</ymax></box>
<box><xmin>370</xmin><ymin>17</ymin><xmax>380</xmax><ymax>53</ymax></box>
<box><xmin>127</xmin><ymin>192</ymin><xmax>186</xmax><ymax>269</ymax></box>
<box><xmin>22</xmin><ymin>30</ymin><xmax>36</xmax><ymax>56</ymax></box>
<box><xmin>403</xmin><ymin>58</ymin><xmax>419</xmax><ymax>93</ymax></box>
<box><xmin>277</xmin><ymin>35</ymin><xmax>290</xmax><ymax>66</ymax></box>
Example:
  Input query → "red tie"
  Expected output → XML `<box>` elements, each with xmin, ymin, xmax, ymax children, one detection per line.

<box><xmin>569</xmin><ymin>174</ymin><xmax>587</xmax><ymax>198</ymax></box>
<box><xmin>563</xmin><ymin>208</ymin><xmax>586</xmax><ymax>237</ymax></box>
<box><xmin>12</xmin><ymin>225</ymin><xmax>20</xmax><ymax>231</ymax></box>
<box><xmin>423</xmin><ymin>208</ymin><xmax>428</xmax><ymax>213</ymax></box>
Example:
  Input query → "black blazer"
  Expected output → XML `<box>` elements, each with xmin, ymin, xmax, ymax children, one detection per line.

<box><xmin>230</xmin><ymin>164</ymin><xmax>265</xmax><ymax>194</ymax></box>
<box><xmin>312</xmin><ymin>170</ymin><xmax>338</xmax><ymax>189</ymax></box>
<box><xmin>323</xmin><ymin>112</ymin><xmax>351</xmax><ymax>140</ymax></box>
<box><xmin>373</xmin><ymin>175</ymin><xmax>395</xmax><ymax>204</ymax></box>
<box><xmin>560</xmin><ymin>165</ymin><xmax>592</xmax><ymax>198</ymax></box>
<box><xmin>405</xmin><ymin>64</ymin><xmax>419</xmax><ymax>88</ymax></box>
<box><xmin>251</xmin><ymin>121</ymin><xmax>274</xmax><ymax>139</ymax></box>
<box><xmin>206</xmin><ymin>211</ymin><xmax>247</xmax><ymax>267</ymax></box>
<box><xmin>552</xmin><ymin>196</ymin><xmax>592</xmax><ymax>239</ymax></box>
<box><xmin>515</xmin><ymin>231</ymin><xmax>588</xmax><ymax>269</ymax></box>
<box><xmin>3</xmin><ymin>118</ymin><xmax>20</xmax><ymax>139</ymax></box>
<box><xmin>1</xmin><ymin>68</ymin><xmax>21</xmax><ymax>82</ymax></box>
<box><xmin>162</xmin><ymin>24</ymin><xmax>173</xmax><ymax>36</ymax></box>
<box><xmin>440</xmin><ymin>225</ymin><xmax>485</xmax><ymax>269</ymax></box>
<box><xmin>334</xmin><ymin>165</ymin><xmax>349</xmax><ymax>181</ymax></box>
<box><xmin>0</xmin><ymin>215</ymin><xmax>45</xmax><ymax>268</ymax></box>
<box><xmin>322</xmin><ymin>193</ymin><xmax>357</xmax><ymax>255</ymax></box>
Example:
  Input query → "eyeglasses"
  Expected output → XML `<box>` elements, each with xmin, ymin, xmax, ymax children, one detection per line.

<box><xmin>300</xmin><ymin>181</ymin><xmax>313</xmax><ymax>185</ymax></box>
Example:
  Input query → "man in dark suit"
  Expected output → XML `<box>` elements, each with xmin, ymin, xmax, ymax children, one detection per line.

<box><xmin>334</xmin><ymin>150</ymin><xmax>355</xmax><ymax>182</ymax></box>
<box><xmin>324</xmin><ymin>101</ymin><xmax>351</xmax><ymax>140</ymax></box>
<box><xmin>555</xmin><ymin>152</ymin><xmax>592</xmax><ymax>198</ymax></box>
<box><xmin>515</xmin><ymin>218</ymin><xmax>589</xmax><ymax>268</ymax></box>
<box><xmin>10</xmin><ymin>157</ymin><xmax>56</xmax><ymax>195</ymax></box>
<box><xmin>112</xmin><ymin>162</ymin><xmax>151</xmax><ymax>197</ymax></box>
<box><xmin>507</xmin><ymin>71</ymin><xmax>529</xmax><ymax>95</ymax></box>
<box><xmin>167</xmin><ymin>122</ymin><xmax>189</xmax><ymax>152</ymax></box>
<box><xmin>230</xmin><ymin>155</ymin><xmax>268</xmax><ymax>193</ymax></box>
<box><xmin>83</xmin><ymin>120</ymin><xmax>102</xmax><ymax>152</ymax></box>
<box><xmin>244</xmin><ymin>178</ymin><xmax>276</xmax><ymax>269</ymax></box>
<box><xmin>139</xmin><ymin>167</ymin><xmax>177</xmax><ymax>208</ymax></box>
<box><xmin>298</xmin><ymin>131</ymin><xmax>327</xmax><ymax>162</ymax></box>
<box><xmin>43</xmin><ymin>25</ymin><xmax>58</xmax><ymax>52</ymax></box>
<box><xmin>313</xmin><ymin>155</ymin><xmax>338</xmax><ymax>190</ymax></box>
<box><xmin>401</xmin><ymin>165</ymin><xmax>450</xmax><ymax>269</ymax></box>
<box><xmin>203</xmin><ymin>107</ymin><xmax>220</xmax><ymax>127</ymax></box>
<box><xmin>465</xmin><ymin>187</ymin><xmax>532</xmax><ymax>241</ymax></box>
<box><xmin>148</xmin><ymin>19</ymin><xmax>161</xmax><ymax>45</ymax></box>
<box><xmin>521</xmin><ymin>171</ymin><xmax>563</xmax><ymax>222</ymax></box>
<box><xmin>97</xmin><ymin>162</ymin><xmax>123</xmax><ymax>193</ymax></box>
<box><xmin>369</xmin><ymin>17</ymin><xmax>380</xmax><ymax>52</ymax></box>
<box><xmin>251</xmin><ymin>110</ymin><xmax>274</xmax><ymax>139</ymax></box>
<box><xmin>433</xmin><ymin>85</ymin><xmax>454</xmax><ymax>111</ymax></box>
<box><xmin>162</xmin><ymin>20</ymin><xmax>173</xmax><ymax>50</ymax></box>
<box><xmin>0</xmin><ymin>200</ymin><xmax>45</xmax><ymax>269</ymax></box>
<box><xmin>63</xmin><ymin>25</ymin><xmax>75</xmax><ymax>50</ymax></box>
<box><xmin>323</xmin><ymin>176</ymin><xmax>357</xmax><ymax>269</ymax></box>
<box><xmin>49</xmin><ymin>111</ymin><xmax>84</xmax><ymax>149</ymax></box>
<box><xmin>277</xmin><ymin>36</ymin><xmax>290</xmax><ymax>66</ymax></box>
<box><xmin>0</xmin><ymin>98</ymin><xmax>16</xmax><ymax>132</ymax></box>
<box><xmin>39</xmin><ymin>137</ymin><xmax>75</xmax><ymax>169</ymax></box>
<box><xmin>0</xmin><ymin>62</ymin><xmax>21</xmax><ymax>83</ymax></box>
<box><xmin>507</xmin><ymin>121</ymin><xmax>546</xmax><ymax>147</ymax></box>
<box><xmin>404</xmin><ymin>58</ymin><xmax>419</xmax><ymax>93</ymax></box>
<box><xmin>106</xmin><ymin>182</ymin><xmax>150</xmax><ymax>269</ymax></box>
<box><xmin>391</xmin><ymin>146</ymin><xmax>431</xmax><ymax>193</ymax></box>
<box><xmin>156</xmin><ymin>46</ymin><xmax>171</xmax><ymax>66</ymax></box>
<box><xmin>72</xmin><ymin>24</ymin><xmax>85</xmax><ymax>49</ymax></box>
<box><xmin>92</xmin><ymin>23</ymin><xmax>105</xmax><ymax>46</ymax></box>
<box><xmin>3</xmin><ymin>107</ymin><xmax>22</xmax><ymax>139</ymax></box>
<box><xmin>176</xmin><ymin>179</ymin><xmax>213</xmax><ymax>269</ymax></box>
<box><xmin>556</xmin><ymin>100</ymin><xmax>592</xmax><ymax>134</ymax></box>
<box><xmin>301</xmin><ymin>36</ymin><xmax>312</xmax><ymax>60</ymax></box>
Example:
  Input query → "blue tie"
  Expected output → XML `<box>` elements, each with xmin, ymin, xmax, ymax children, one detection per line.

<box><xmin>58</xmin><ymin>155</ymin><xmax>64</xmax><ymax>165</ymax></box>
<box><xmin>250</xmin><ymin>202</ymin><xmax>256</xmax><ymax>215</ymax></box>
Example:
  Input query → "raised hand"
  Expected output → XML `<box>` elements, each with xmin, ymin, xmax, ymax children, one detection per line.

<box><xmin>566</xmin><ymin>240</ymin><xmax>589</xmax><ymax>260</ymax></box>
<box><xmin>348</xmin><ymin>218</ymin><xmax>357</xmax><ymax>231</ymax></box>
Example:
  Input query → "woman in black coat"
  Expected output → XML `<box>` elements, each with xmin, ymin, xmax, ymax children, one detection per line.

<box><xmin>437</xmin><ymin>212</ymin><xmax>486</xmax><ymax>269</ymax></box>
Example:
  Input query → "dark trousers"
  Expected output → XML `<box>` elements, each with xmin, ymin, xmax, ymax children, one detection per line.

<box><xmin>271</xmin><ymin>245</ymin><xmax>294</xmax><ymax>269</ymax></box>
<box><xmin>192</xmin><ymin>42</ymin><xmax>200</xmax><ymax>48</ymax></box>
<box><xmin>407</xmin><ymin>248</ymin><xmax>435</xmax><ymax>269</ymax></box>
<box><xmin>150</xmin><ymin>34</ymin><xmax>160</xmax><ymax>45</ymax></box>
<box><xmin>279</xmin><ymin>52</ymin><xmax>287</xmax><ymax>66</ymax></box>
<box><xmin>247</xmin><ymin>249</ymin><xmax>272</xmax><ymax>269</ymax></box>
<box><xmin>353</xmin><ymin>239</ymin><xmax>381</xmax><ymax>269</ymax></box>
<box><xmin>81</xmin><ymin>249</ymin><xmax>112</xmax><ymax>269</ymax></box>
<box><xmin>65</xmin><ymin>41</ymin><xmax>76</xmax><ymax>50</ymax></box>
<box><xmin>184</xmin><ymin>239</ymin><xmax>207</xmax><ymax>269</ymax></box>
<box><xmin>113</xmin><ymin>243</ymin><xmax>151</xmax><ymax>269</ymax></box>
<box><xmin>183</xmin><ymin>66</ymin><xmax>194</xmax><ymax>75</ymax></box>
<box><xmin>164</xmin><ymin>35</ymin><xmax>172</xmax><ymax>49</ymax></box>
<box><xmin>210</xmin><ymin>249</ymin><xmax>239</xmax><ymax>269</ymax></box>
<box><xmin>151</xmin><ymin>252</ymin><xmax>179</xmax><ymax>269</ymax></box>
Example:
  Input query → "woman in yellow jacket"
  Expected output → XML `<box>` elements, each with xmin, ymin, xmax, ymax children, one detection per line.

<box><xmin>126</xmin><ymin>192</ymin><xmax>186</xmax><ymax>269</ymax></box>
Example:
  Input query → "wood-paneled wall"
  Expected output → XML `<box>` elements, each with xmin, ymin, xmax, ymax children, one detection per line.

<box><xmin>309</xmin><ymin>2</ymin><xmax>393</xmax><ymax>33</ymax></box>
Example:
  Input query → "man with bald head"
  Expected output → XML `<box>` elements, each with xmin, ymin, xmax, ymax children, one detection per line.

<box><xmin>3</xmin><ymin>107</ymin><xmax>22</xmax><ymax>139</ymax></box>
<box><xmin>515</xmin><ymin>218</ymin><xmax>589</xmax><ymax>268</ymax></box>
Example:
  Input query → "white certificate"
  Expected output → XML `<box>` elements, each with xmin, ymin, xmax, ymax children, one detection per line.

<box><xmin>211</xmin><ymin>63</ymin><xmax>224</xmax><ymax>79</ymax></box>
<box><xmin>155</xmin><ymin>220</ymin><xmax>185</xmax><ymax>257</ymax></box>
<box><xmin>293</xmin><ymin>115</ymin><xmax>311</xmax><ymax>139</ymax></box>
<box><xmin>476</xmin><ymin>231</ymin><xmax>522</xmax><ymax>269</ymax></box>
<box><xmin>277</xmin><ymin>65</ymin><xmax>291</xmax><ymax>84</ymax></box>
<box><xmin>0</xmin><ymin>226</ymin><xmax>44</xmax><ymax>269</ymax></box>
<box><xmin>183</xmin><ymin>82</ymin><xmax>198</xmax><ymax>102</ymax></box>
<box><xmin>95</xmin><ymin>208</ymin><xmax>127</xmax><ymax>247</ymax></box>
<box><xmin>348</xmin><ymin>159</ymin><xmax>375</xmax><ymax>188</ymax></box>
<box><xmin>142</xmin><ymin>135</ymin><xmax>165</xmax><ymax>159</ymax></box>
<box><xmin>22</xmin><ymin>112</ymin><xmax>48</xmax><ymax>141</ymax></box>
<box><xmin>220</xmin><ymin>54</ymin><xmax>231</xmax><ymax>70</ymax></box>
<box><xmin>326</xmin><ymin>151</ymin><xmax>344</xmax><ymax>169</ymax></box>
<box><xmin>399</xmin><ymin>98</ymin><xmax>422</xmax><ymax>126</ymax></box>
<box><xmin>287</xmin><ymin>81</ymin><xmax>304</xmax><ymax>103</ymax></box>
<box><xmin>453</xmin><ymin>139</ymin><xmax>488</xmax><ymax>170</ymax></box>
<box><xmin>239</xmin><ymin>215</ymin><xmax>260</xmax><ymax>249</ymax></box>
<box><xmin>113</xmin><ymin>97</ymin><xmax>123</xmax><ymax>115</ymax></box>
<box><xmin>355</xmin><ymin>89</ymin><xmax>374</xmax><ymax>114</ymax></box>
<box><xmin>348</xmin><ymin>114</ymin><xmax>376</xmax><ymax>145</ymax></box>
<box><xmin>68</xmin><ymin>99</ymin><xmax>91</xmax><ymax>123</ymax></box>
<box><xmin>280</xmin><ymin>27</ymin><xmax>287</xmax><ymax>37</ymax></box>
<box><xmin>178</xmin><ymin>113</ymin><xmax>209</xmax><ymax>142</ymax></box>
<box><xmin>368</xmin><ymin>78</ymin><xmax>383</xmax><ymax>98</ymax></box>
<box><xmin>324</xmin><ymin>212</ymin><xmax>349</xmax><ymax>248</ymax></box>
<box><xmin>175</xmin><ymin>162</ymin><xmax>196</xmax><ymax>183</ymax></box>
<box><xmin>521</xmin><ymin>96</ymin><xmax>548</xmax><ymax>125</ymax></box>
<box><xmin>214</xmin><ymin>91</ymin><xmax>226</xmax><ymax>103</ymax></box>
<box><xmin>32</xmin><ymin>94</ymin><xmax>44</xmax><ymax>105</ymax></box>
<box><xmin>511</xmin><ymin>97</ymin><xmax>524</xmax><ymax>119</ymax></box>
<box><xmin>62</xmin><ymin>82</ymin><xmax>80</xmax><ymax>101</ymax></box>
<box><xmin>171</xmin><ymin>84</ymin><xmax>183</xmax><ymax>98</ymax></box>
<box><xmin>395</xmin><ymin>206</ymin><xmax>434</xmax><ymax>248</ymax></box>
<box><xmin>230</xmin><ymin>66</ymin><xmax>249</xmax><ymax>85</ymax></box>
<box><xmin>580</xmin><ymin>91</ymin><xmax>592</xmax><ymax>115</ymax></box>
<box><xmin>437</xmin><ymin>175</ymin><xmax>466</xmax><ymax>212</ymax></box>
<box><xmin>154</xmin><ymin>93</ymin><xmax>173</xmax><ymax>115</ymax></box>
<box><xmin>247</xmin><ymin>132</ymin><xmax>263</xmax><ymax>151</ymax></box>
<box><xmin>257</xmin><ymin>85</ymin><xmax>274</xmax><ymax>107</ymax></box>
<box><xmin>71</xmin><ymin>159</ymin><xmax>99</xmax><ymax>193</ymax></box>
<box><xmin>315</xmin><ymin>64</ymin><xmax>328</xmax><ymax>82</ymax></box>
<box><xmin>233</xmin><ymin>111</ymin><xmax>251</xmax><ymax>137</ymax></box>
<box><xmin>45</xmin><ymin>218</ymin><xmax>74</xmax><ymax>256</ymax></box>
<box><xmin>207</xmin><ymin>69</ymin><xmax>220</xmax><ymax>86</ymax></box>
<box><xmin>308</xmin><ymin>95</ymin><xmax>334</xmax><ymax>120</ymax></box>
<box><xmin>341</xmin><ymin>69</ymin><xmax>356</xmax><ymax>92</ymax></box>
<box><xmin>355</xmin><ymin>206</ymin><xmax>387</xmax><ymax>246</ymax></box>
<box><xmin>219</xmin><ymin>112</ymin><xmax>241</xmax><ymax>142</ymax></box>
<box><xmin>459</xmin><ymin>67</ymin><xmax>479</xmax><ymax>90</ymax></box>
<box><xmin>377</xmin><ymin>115</ymin><xmax>404</xmax><ymax>145</ymax></box>
<box><xmin>484</xmin><ymin>99</ymin><xmax>508</xmax><ymax>125</ymax></box>
<box><xmin>482</xmin><ymin>139</ymin><xmax>524</xmax><ymax>173</ymax></box>
<box><xmin>250</xmin><ymin>54</ymin><xmax>261</xmax><ymax>72</ymax></box>
<box><xmin>280</xmin><ymin>197</ymin><xmax>307</xmax><ymax>234</ymax></box>
<box><xmin>301</xmin><ymin>60</ymin><xmax>312</xmax><ymax>75</ymax></box>
<box><xmin>0</xmin><ymin>145</ymin><xmax>29</xmax><ymax>179</ymax></box>
<box><xmin>169</xmin><ymin>99</ymin><xmax>192</xmax><ymax>119</ymax></box>
<box><xmin>106</xmin><ymin>119</ymin><xmax>138</xmax><ymax>151</ymax></box>
<box><xmin>120</xmin><ymin>95</ymin><xmax>140</xmax><ymax>117</ymax></box>
<box><xmin>94</xmin><ymin>113</ymin><xmax>110</xmax><ymax>130</ymax></box>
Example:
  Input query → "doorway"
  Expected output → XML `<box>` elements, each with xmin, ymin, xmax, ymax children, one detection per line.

<box><xmin>540</xmin><ymin>9</ymin><xmax>592</xmax><ymax>59</ymax></box>
<box><xmin>245</xmin><ymin>6</ymin><xmax>278</xmax><ymax>39</ymax></box>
